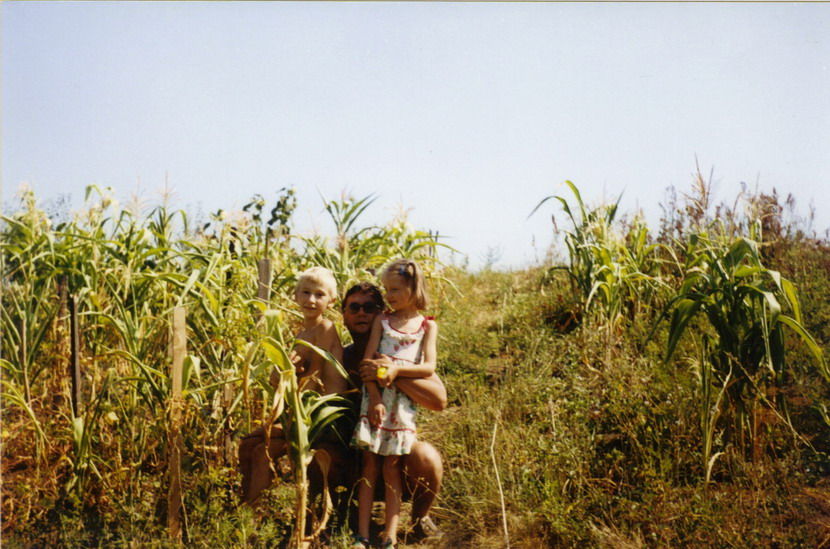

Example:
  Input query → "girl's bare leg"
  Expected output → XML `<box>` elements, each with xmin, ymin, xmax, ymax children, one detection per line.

<box><xmin>382</xmin><ymin>455</ymin><xmax>402</xmax><ymax>543</ymax></box>
<box><xmin>358</xmin><ymin>451</ymin><xmax>380</xmax><ymax>539</ymax></box>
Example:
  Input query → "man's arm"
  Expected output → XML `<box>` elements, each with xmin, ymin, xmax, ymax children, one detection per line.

<box><xmin>395</xmin><ymin>373</ymin><xmax>447</xmax><ymax>412</ymax></box>
<box><xmin>360</xmin><ymin>355</ymin><xmax>447</xmax><ymax>412</ymax></box>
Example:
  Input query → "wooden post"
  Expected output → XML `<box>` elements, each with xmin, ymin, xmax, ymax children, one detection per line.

<box><xmin>58</xmin><ymin>276</ymin><xmax>69</xmax><ymax>350</ymax></box>
<box><xmin>69</xmin><ymin>296</ymin><xmax>82</xmax><ymax>418</ymax></box>
<box><xmin>223</xmin><ymin>382</ymin><xmax>234</xmax><ymax>466</ymax></box>
<box><xmin>257</xmin><ymin>258</ymin><xmax>272</xmax><ymax>303</ymax></box>
<box><xmin>58</xmin><ymin>277</ymin><xmax>68</xmax><ymax>319</ymax></box>
<box><xmin>18</xmin><ymin>316</ymin><xmax>30</xmax><ymax>405</ymax></box>
<box><xmin>168</xmin><ymin>306</ymin><xmax>186</xmax><ymax>541</ymax></box>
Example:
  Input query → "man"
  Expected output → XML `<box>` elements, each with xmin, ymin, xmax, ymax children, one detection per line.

<box><xmin>341</xmin><ymin>282</ymin><xmax>446</xmax><ymax>540</ymax></box>
<box><xmin>238</xmin><ymin>282</ymin><xmax>446</xmax><ymax>540</ymax></box>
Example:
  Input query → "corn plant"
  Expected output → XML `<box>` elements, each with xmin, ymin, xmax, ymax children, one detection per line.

<box><xmin>299</xmin><ymin>193</ymin><xmax>447</xmax><ymax>290</ymax></box>
<box><xmin>63</xmin><ymin>369</ymin><xmax>119</xmax><ymax>503</ymax></box>
<box><xmin>258</xmin><ymin>310</ymin><xmax>351</xmax><ymax>548</ymax></box>
<box><xmin>663</xmin><ymin>226</ymin><xmax>826</xmax><ymax>467</ymax></box>
<box><xmin>533</xmin><ymin>182</ymin><xmax>666</xmax><ymax>346</ymax></box>
<box><xmin>1</xmin><ymin>187</ymin><xmax>61</xmax><ymax>403</ymax></box>
<box><xmin>0</xmin><ymin>183</ymin><xmax>449</xmax><ymax>542</ymax></box>
<box><xmin>532</xmin><ymin>181</ymin><xmax>617</xmax><ymax>306</ymax></box>
<box><xmin>239</xmin><ymin>187</ymin><xmax>297</xmax><ymax>258</ymax></box>
<box><xmin>1</xmin><ymin>372</ymin><xmax>47</xmax><ymax>460</ymax></box>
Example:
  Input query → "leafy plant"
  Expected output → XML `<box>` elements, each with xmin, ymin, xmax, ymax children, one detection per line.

<box><xmin>533</xmin><ymin>181</ymin><xmax>666</xmax><ymax>349</ymax></box>
<box><xmin>259</xmin><ymin>330</ymin><xmax>350</xmax><ymax>548</ymax></box>
<box><xmin>663</xmin><ymin>227</ymin><xmax>826</xmax><ymax>468</ymax></box>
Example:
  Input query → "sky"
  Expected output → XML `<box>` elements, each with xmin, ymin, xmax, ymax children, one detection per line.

<box><xmin>3</xmin><ymin>2</ymin><xmax>829</xmax><ymax>270</ymax></box>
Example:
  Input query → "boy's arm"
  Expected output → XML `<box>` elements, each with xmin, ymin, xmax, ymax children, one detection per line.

<box><xmin>320</xmin><ymin>321</ymin><xmax>347</xmax><ymax>394</ymax></box>
<box><xmin>326</xmin><ymin>321</ymin><xmax>344</xmax><ymax>365</ymax></box>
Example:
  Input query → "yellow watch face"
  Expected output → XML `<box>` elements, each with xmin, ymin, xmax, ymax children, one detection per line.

<box><xmin>376</xmin><ymin>366</ymin><xmax>388</xmax><ymax>379</ymax></box>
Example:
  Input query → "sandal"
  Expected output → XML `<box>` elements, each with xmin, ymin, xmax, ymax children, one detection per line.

<box><xmin>380</xmin><ymin>539</ymin><xmax>396</xmax><ymax>549</ymax></box>
<box><xmin>410</xmin><ymin>515</ymin><xmax>443</xmax><ymax>541</ymax></box>
<box><xmin>351</xmin><ymin>534</ymin><xmax>370</xmax><ymax>548</ymax></box>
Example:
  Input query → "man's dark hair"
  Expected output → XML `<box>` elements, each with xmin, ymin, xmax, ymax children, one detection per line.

<box><xmin>342</xmin><ymin>282</ymin><xmax>384</xmax><ymax>310</ymax></box>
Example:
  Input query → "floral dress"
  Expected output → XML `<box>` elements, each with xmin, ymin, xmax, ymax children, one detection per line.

<box><xmin>351</xmin><ymin>314</ymin><xmax>427</xmax><ymax>456</ymax></box>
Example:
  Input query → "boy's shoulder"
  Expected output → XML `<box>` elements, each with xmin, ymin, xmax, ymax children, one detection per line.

<box><xmin>318</xmin><ymin>317</ymin><xmax>336</xmax><ymax>329</ymax></box>
<box><xmin>297</xmin><ymin>318</ymin><xmax>336</xmax><ymax>341</ymax></box>
<box><xmin>314</xmin><ymin>318</ymin><xmax>339</xmax><ymax>339</ymax></box>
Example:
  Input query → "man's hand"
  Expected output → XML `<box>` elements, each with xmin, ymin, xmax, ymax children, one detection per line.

<box><xmin>377</xmin><ymin>362</ymin><xmax>399</xmax><ymax>388</ymax></box>
<box><xmin>360</xmin><ymin>353</ymin><xmax>395</xmax><ymax>386</ymax></box>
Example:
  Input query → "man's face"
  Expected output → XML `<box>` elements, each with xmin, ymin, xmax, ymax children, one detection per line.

<box><xmin>342</xmin><ymin>292</ymin><xmax>383</xmax><ymax>336</ymax></box>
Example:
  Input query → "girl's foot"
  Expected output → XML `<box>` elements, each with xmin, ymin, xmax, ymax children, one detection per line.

<box><xmin>381</xmin><ymin>539</ymin><xmax>396</xmax><ymax>549</ymax></box>
<box><xmin>351</xmin><ymin>534</ymin><xmax>370</xmax><ymax>548</ymax></box>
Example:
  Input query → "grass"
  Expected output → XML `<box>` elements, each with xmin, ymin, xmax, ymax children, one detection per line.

<box><xmin>428</xmin><ymin>265</ymin><xmax>830</xmax><ymax>547</ymax></box>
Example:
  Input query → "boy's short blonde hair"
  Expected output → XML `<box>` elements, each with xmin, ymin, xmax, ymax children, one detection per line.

<box><xmin>295</xmin><ymin>267</ymin><xmax>338</xmax><ymax>300</ymax></box>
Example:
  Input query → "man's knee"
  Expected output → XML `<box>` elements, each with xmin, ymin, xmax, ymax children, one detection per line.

<box><xmin>238</xmin><ymin>426</ymin><xmax>283</xmax><ymax>461</ymax></box>
<box><xmin>403</xmin><ymin>441</ymin><xmax>443</xmax><ymax>482</ymax></box>
<box><xmin>250</xmin><ymin>438</ymin><xmax>288</xmax><ymax>469</ymax></box>
<box><xmin>401</xmin><ymin>442</ymin><xmax>442</xmax><ymax>520</ymax></box>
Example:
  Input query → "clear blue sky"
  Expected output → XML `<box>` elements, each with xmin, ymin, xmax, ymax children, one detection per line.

<box><xmin>3</xmin><ymin>2</ymin><xmax>829</xmax><ymax>269</ymax></box>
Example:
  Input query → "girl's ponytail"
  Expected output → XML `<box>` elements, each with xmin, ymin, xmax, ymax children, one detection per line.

<box><xmin>384</xmin><ymin>258</ymin><xmax>429</xmax><ymax>310</ymax></box>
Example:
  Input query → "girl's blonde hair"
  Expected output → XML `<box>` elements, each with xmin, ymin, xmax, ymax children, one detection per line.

<box><xmin>295</xmin><ymin>266</ymin><xmax>338</xmax><ymax>300</ymax></box>
<box><xmin>382</xmin><ymin>259</ymin><xmax>429</xmax><ymax>310</ymax></box>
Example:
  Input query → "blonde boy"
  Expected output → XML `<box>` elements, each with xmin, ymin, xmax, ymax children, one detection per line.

<box><xmin>288</xmin><ymin>267</ymin><xmax>347</xmax><ymax>395</ymax></box>
<box><xmin>241</xmin><ymin>267</ymin><xmax>346</xmax><ymax>504</ymax></box>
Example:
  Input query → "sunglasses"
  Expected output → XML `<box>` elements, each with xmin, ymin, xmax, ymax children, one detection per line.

<box><xmin>345</xmin><ymin>302</ymin><xmax>383</xmax><ymax>314</ymax></box>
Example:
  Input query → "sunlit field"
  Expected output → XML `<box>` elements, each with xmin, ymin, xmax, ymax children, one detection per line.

<box><xmin>3</xmin><ymin>177</ymin><xmax>828</xmax><ymax>547</ymax></box>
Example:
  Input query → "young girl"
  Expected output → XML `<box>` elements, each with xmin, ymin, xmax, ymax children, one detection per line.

<box><xmin>350</xmin><ymin>259</ymin><xmax>438</xmax><ymax>549</ymax></box>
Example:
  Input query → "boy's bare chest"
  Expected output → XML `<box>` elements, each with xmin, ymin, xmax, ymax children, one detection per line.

<box><xmin>293</xmin><ymin>327</ymin><xmax>325</xmax><ymax>373</ymax></box>
<box><xmin>295</xmin><ymin>324</ymin><xmax>323</xmax><ymax>348</ymax></box>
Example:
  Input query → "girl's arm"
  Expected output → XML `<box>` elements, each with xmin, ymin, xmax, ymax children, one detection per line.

<box><xmin>363</xmin><ymin>315</ymin><xmax>383</xmax><ymax>361</ymax></box>
<box><xmin>363</xmin><ymin>316</ymin><xmax>384</xmax><ymax>410</ymax></box>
